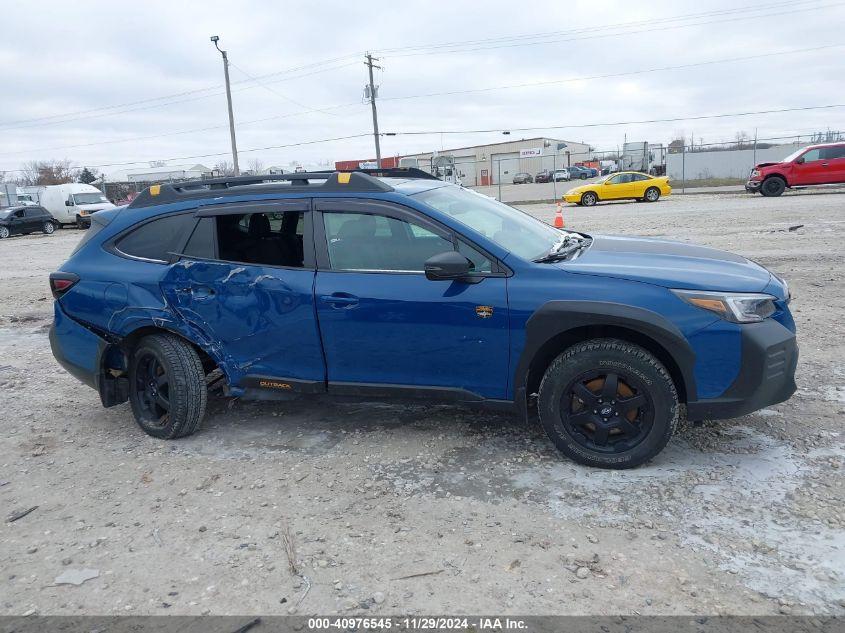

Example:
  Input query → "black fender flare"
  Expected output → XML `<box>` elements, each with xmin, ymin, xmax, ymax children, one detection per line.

<box><xmin>513</xmin><ymin>300</ymin><xmax>697</xmax><ymax>414</ymax></box>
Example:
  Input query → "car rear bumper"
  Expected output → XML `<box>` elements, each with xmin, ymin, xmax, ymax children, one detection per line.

<box><xmin>745</xmin><ymin>180</ymin><xmax>762</xmax><ymax>193</ymax></box>
<box><xmin>685</xmin><ymin>318</ymin><xmax>797</xmax><ymax>420</ymax></box>
<box><xmin>49</xmin><ymin>301</ymin><xmax>105</xmax><ymax>390</ymax></box>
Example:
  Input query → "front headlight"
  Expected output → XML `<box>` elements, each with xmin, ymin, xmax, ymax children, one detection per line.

<box><xmin>672</xmin><ymin>289</ymin><xmax>776</xmax><ymax>323</ymax></box>
<box><xmin>750</xmin><ymin>169</ymin><xmax>760</xmax><ymax>178</ymax></box>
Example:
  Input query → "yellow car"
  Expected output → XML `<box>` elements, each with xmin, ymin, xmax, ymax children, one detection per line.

<box><xmin>563</xmin><ymin>171</ymin><xmax>671</xmax><ymax>206</ymax></box>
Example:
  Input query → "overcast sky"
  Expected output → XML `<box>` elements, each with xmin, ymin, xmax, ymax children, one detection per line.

<box><xmin>0</xmin><ymin>0</ymin><xmax>842</xmax><ymax>177</ymax></box>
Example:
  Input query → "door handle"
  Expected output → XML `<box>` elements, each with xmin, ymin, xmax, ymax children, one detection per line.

<box><xmin>822</xmin><ymin>162</ymin><xmax>829</xmax><ymax>167</ymax></box>
<box><xmin>191</xmin><ymin>286</ymin><xmax>216</xmax><ymax>300</ymax></box>
<box><xmin>320</xmin><ymin>293</ymin><xmax>359</xmax><ymax>308</ymax></box>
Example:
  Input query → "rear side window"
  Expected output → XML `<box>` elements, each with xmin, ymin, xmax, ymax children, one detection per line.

<box><xmin>116</xmin><ymin>213</ymin><xmax>196</xmax><ymax>262</ymax></box>
<box><xmin>182</xmin><ymin>217</ymin><xmax>216</xmax><ymax>259</ymax></box>
<box><xmin>821</xmin><ymin>146</ymin><xmax>845</xmax><ymax>160</ymax></box>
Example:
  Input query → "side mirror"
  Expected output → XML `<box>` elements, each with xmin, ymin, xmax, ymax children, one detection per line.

<box><xmin>65</xmin><ymin>200</ymin><xmax>73</xmax><ymax>206</ymax></box>
<box><xmin>795</xmin><ymin>157</ymin><xmax>804</xmax><ymax>164</ymax></box>
<box><xmin>424</xmin><ymin>251</ymin><xmax>472</xmax><ymax>281</ymax></box>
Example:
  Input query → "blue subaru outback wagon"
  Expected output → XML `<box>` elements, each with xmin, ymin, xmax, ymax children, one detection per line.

<box><xmin>49</xmin><ymin>169</ymin><xmax>797</xmax><ymax>469</ymax></box>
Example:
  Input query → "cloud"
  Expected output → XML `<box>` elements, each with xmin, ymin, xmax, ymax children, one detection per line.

<box><xmin>0</xmin><ymin>0</ymin><xmax>842</xmax><ymax>176</ymax></box>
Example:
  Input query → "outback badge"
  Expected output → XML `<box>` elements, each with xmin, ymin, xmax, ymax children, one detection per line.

<box><xmin>475</xmin><ymin>305</ymin><xmax>494</xmax><ymax>319</ymax></box>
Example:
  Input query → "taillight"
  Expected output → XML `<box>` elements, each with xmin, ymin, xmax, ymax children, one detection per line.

<box><xmin>49</xmin><ymin>272</ymin><xmax>79</xmax><ymax>299</ymax></box>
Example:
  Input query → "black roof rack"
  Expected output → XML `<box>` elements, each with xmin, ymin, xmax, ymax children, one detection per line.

<box><xmin>127</xmin><ymin>167</ymin><xmax>441</xmax><ymax>209</ymax></box>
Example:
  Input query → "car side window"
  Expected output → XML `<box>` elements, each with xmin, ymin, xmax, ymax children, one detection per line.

<box><xmin>214</xmin><ymin>211</ymin><xmax>306</xmax><ymax>268</ymax></box>
<box><xmin>182</xmin><ymin>217</ymin><xmax>216</xmax><ymax>259</ymax></box>
<box><xmin>606</xmin><ymin>175</ymin><xmax>623</xmax><ymax>185</ymax></box>
<box><xmin>821</xmin><ymin>146</ymin><xmax>845</xmax><ymax>160</ymax></box>
<box><xmin>632</xmin><ymin>174</ymin><xmax>650</xmax><ymax>182</ymax></box>
<box><xmin>801</xmin><ymin>149</ymin><xmax>821</xmax><ymax>162</ymax></box>
<box><xmin>116</xmin><ymin>213</ymin><xmax>197</xmax><ymax>262</ymax></box>
<box><xmin>13</xmin><ymin>210</ymin><xmax>25</xmax><ymax>218</ymax></box>
<box><xmin>323</xmin><ymin>211</ymin><xmax>492</xmax><ymax>273</ymax></box>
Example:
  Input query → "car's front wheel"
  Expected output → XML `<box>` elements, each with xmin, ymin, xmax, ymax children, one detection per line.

<box><xmin>644</xmin><ymin>187</ymin><xmax>661</xmax><ymax>202</ymax></box>
<box><xmin>0</xmin><ymin>226</ymin><xmax>9</xmax><ymax>239</ymax></box>
<box><xmin>760</xmin><ymin>177</ymin><xmax>786</xmax><ymax>197</ymax></box>
<box><xmin>42</xmin><ymin>221</ymin><xmax>55</xmax><ymax>234</ymax></box>
<box><xmin>129</xmin><ymin>333</ymin><xmax>207</xmax><ymax>439</ymax></box>
<box><xmin>581</xmin><ymin>192</ymin><xmax>598</xmax><ymax>206</ymax></box>
<box><xmin>538</xmin><ymin>339</ymin><xmax>679</xmax><ymax>469</ymax></box>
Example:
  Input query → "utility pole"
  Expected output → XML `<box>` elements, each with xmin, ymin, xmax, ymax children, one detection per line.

<box><xmin>211</xmin><ymin>35</ymin><xmax>240</xmax><ymax>175</ymax></box>
<box><xmin>365</xmin><ymin>53</ymin><xmax>382</xmax><ymax>168</ymax></box>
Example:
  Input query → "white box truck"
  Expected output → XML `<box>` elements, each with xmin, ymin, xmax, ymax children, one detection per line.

<box><xmin>38</xmin><ymin>183</ymin><xmax>115</xmax><ymax>228</ymax></box>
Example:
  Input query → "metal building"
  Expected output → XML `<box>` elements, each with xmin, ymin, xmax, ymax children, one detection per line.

<box><xmin>400</xmin><ymin>137</ymin><xmax>592</xmax><ymax>186</ymax></box>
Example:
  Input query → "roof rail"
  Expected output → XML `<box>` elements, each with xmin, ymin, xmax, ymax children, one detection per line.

<box><xmin>127</xmin><ymin>167</ymin><xmax>443</xmax><ymax>209</ymax></box>
<box><xmin>341</xmin><ymin>167</ymin><xmax>441</xmax><ymax>181</ymax></box>
<box><xmin>128</xmin><ymin>170</ymin><xmax>387</xmax><ymax>209</ymax></box>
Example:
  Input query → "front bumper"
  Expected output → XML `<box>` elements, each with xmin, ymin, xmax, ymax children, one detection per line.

<box><xmin>745</xmin><ymin>179</ymin><xmax>762</xmax><ymax>193</ymax></box>
<box><xmin>563</xmin><ymin>193</ymin><xmax>582</xmax><ymax>203</ymax></box>
<box><xmin>686</xmin><ymin>318</ymin><xmax>797</xmax><ymax>420</ymax></box>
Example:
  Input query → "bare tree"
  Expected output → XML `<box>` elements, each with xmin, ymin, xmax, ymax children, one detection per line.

<box><xmin>213</xmin><ymin>160</ymin><xmax>235</xmax><ymax>176</ymax></box>
<box><xmin>734</xmin><ymin>131</ymin><xmax>750</xmax><ymax>149</ymax></box>
<box><xmin>247</xmin><ymin>158</ymin><xmax>265</xmax><ymax>175</ymax></box>
<box><xmin>17</xmin><ymin>159</ymin><xmax>78</xmax><ymax>185</ymax></box>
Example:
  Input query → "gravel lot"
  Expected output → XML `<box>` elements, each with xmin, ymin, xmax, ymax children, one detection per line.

<box><xmin>1</xmin><ymin>190</ymin><xmax>843</xmax><ymax>616</ymax></box>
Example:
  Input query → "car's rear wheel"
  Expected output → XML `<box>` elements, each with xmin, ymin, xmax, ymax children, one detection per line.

<box><xmin>760</xmin><ymin>177</ymin><xmax>786</xmax><ymax>197</ymax></box>
<box><xmin>0</xmin><ymin>226</ymin><xmax>8</xmax><ymax>239</ymax></box>
<box><xmin>128</xmin><ymin>334</ymin><xmax>207</xmax><ymax>439</ymax></box>
<box><xmin>581</xmin><ymin>192</ymin><xmax>598</xmax><ymax>206</ymax></box>
<box><xmin>644</xmin><ymin>187</ymin><xmax>661</xmax><ymax>202</ymax></box>
<box><xmin>538</xmin><ymin>339</ymin><xmax>679</xmax><ymax>469</ymax></box>
<box><xmin>580</xmin><ymin>174</ymin><xmax>588</xmax><ymax>180</ymax></box>
<box><xmin>42</xmin><ymin>221</ymin><xmax>55</xmax><ymax>234</ymax></box>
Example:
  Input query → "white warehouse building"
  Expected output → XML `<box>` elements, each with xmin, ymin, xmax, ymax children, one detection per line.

<box><xmin>401</xmin><ymin>137</ymin><xmax>592</xmax><ymax>186</ymax></box>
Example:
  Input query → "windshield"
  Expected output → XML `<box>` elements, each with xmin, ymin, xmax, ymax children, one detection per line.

<box><xmin>413</xmin><ymin>185</ymin><xmax>562</xmax><ymax>261</ymax></box>
<box><xmin>779</xmin><ymin>148</ymin><xmax>810</xmax><ymax>163</ymax></box>
<box><xmin>73</xmin><ymin>192</ymin><xmax>108</xmax><ymax>205</ymax></box>
<box><xmin>0</xmin><ymin>209</ymin><xmax>12</xmax><ymax>219</ymax></box>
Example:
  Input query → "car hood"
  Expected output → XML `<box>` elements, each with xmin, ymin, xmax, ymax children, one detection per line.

<box><xmin>556</xmin><ymin>234</ymin><xmax>772</xmax><ymax>292</ymax></box>
<box><xmin>754</xmin><ymin>161</ymin><xmax>782</xmax><ymax>169</ymax></box>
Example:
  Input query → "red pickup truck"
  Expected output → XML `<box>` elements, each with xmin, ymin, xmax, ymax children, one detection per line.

<box><xmin>746</xmin><ymin>142</ymin><xmax>845</xmax><ymax>196</ymax></box>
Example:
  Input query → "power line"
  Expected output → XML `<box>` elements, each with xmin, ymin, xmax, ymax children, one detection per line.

<box><xmin>1</xmin><ymin>133</ymin><xmax>374</xmax><ymax>174</ymax></box>
<box><xmin>227</xmin><ymin>61</ymin><xmax>342</xmax><ymax>117</ymax></box>
<box><xmin>3</xmin><ymin>40</ymin><xmax>837</xmax><ymax>158</ymax></box>
<box><xmin>0</xmin><ymin>60</ymin><xmax>360</xmax><ymax>131</ymax></box>
<box><xmin>378</xmin><ymin>1</ymin><xmax>841</xmax><ymax>58</ymax></box>
<box><xmin>374</xmin><ymin>0</ymin><xmax>820</xmax><ymax>55</ymax></box>
<box><xmin>2</xmin><ymin>0</ymin><xmax>835</xmax><ymax>131</ymax></box>
<box><xmin>380</xmin><ymin>44</ymin><xmax>842</xmax><ymax>102</ymax></box>
<box><xmin>385</xmin><ymin>104</ymin><xmax>845</xmax><ymax>137</ymax></box>
<box><xmin>4</xmin><ymin>105</ymin><xmax>840</xmax><ymax>175</ymax></box>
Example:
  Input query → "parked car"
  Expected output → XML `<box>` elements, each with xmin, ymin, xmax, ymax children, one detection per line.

<box><xmin>38</xmin><ymin>183</ymin><xmax>115</xmax><ymax>229</ymax></box>
<box><xmin>551</xmin><ymin>169</ymin><xmax>570</xmax><ymax>182</ymax></box>
<box><xmin>0</xmin><ymin>205</ymin><xmax>57</xmax><ymax>238</ymax></box>
<box><xmin>582</xmin><ymin>167</ymin><xmax>599</xmax><ymax>178</ymax></box>
<box><xmin>49</xmin><ymin>169</ymin><xmax>796</xmax><ymax>469</ymax></box>
<box><xmin>563</xmin><ymin>171</ymin><xmax>671</xmax><ymax>206</ymax></box>
<box><xmin>746</xmin><ymin>142</ymin><xmax>845</xmax><ymax>196</ymax></box>
<box><xmin>535</xmin><ymin>170</ymin><xmax>552</xmax><ymax>183</ymax></box>
<box><xmin>567</xmin><ymin>166</ymin><xmax>591</xmax><ymax>180</ymax></box>
<box><xmin>513</xmin><ymin>172</ymin><xmax>533</xmax><ymax>184</ymax></box>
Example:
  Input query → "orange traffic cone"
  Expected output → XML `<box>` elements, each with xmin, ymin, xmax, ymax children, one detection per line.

<box><xmin>554</xmin><ymin>202</ymin><xmax>565</xmax><ymax>229</ymax></box>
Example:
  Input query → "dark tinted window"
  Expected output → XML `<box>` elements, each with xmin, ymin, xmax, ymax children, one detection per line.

<box><xmin>116</xmin><ymin>213</ymin><xmax>196</xmax><ymax>262</ymax></box>
<box><xmin>24</xmin><ymin>207</ymin><xmax>41</xmax><ymax>217</ymax></box>
<box><xmin>215</xmin><ymin>211</ymin><xmax>305</xmax><ymax>267</ymax></box>
<box><xmin>182</xmin><ymin>217</ymin><xmax>216</xmax><ymax>259</ymax></box>
<box><xmin>821</xmin><ymin>146</ymin><xmax>845</xmax><ymax>160</ymax></box>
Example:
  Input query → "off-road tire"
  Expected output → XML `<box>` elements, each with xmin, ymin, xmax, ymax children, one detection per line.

<box><xmin>581</xmin><ymin>191</ymin><xmax>598</xmax><ymax>206</ymax></box>
<box><xmin>128</xmin><ymin>333</ymin><xmax>207</xmax><ymax>439</ymax></box>
<box><xmin>538</xmin><ymin>338</ymin><xmax>679</xmax><ymax>469</ymax></box>
<box><xmin>42</xmin><ymin>221</ymin><xmax>55</xmax><ymax>234</ymax></box>
<box><xmin>760</xmin><ymin>176</ymin><xmax>786</xmax><ymax>197</ymax></box>
<box><xmin>645</xmin><ymin>187</ymin><xmax>661</xmax><ymax>202</ymax></box>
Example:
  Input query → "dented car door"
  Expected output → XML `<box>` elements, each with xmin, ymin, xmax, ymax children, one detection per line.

<box><xmin>160</xmin><ymin>200</ymin><xmax>325</xmax><ymax>392</ymax></box>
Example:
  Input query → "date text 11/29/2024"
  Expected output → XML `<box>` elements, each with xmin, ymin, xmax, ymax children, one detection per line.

<box><xmin>307</xmin><ymin>617</ymin><xmax>528</xmax><ymax>630</ymax></box>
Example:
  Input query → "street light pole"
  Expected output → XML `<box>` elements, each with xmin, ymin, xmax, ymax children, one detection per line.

<box><xmin>210</xmin><ymin>35</ymin><xmax>240</xmax><ymax>176</ymax></box>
